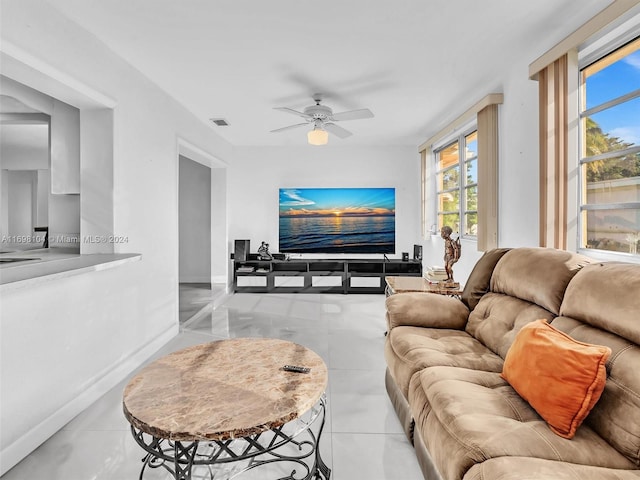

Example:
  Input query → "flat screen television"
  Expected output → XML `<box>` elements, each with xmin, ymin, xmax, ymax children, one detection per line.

<box><xmin>279</xmin><ymin>187</ymin><xmax>396</xmax><ymax>254</ymax></box>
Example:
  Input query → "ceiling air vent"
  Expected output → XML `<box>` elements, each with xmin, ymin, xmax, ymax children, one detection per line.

<box><xmin>210</xmin><ymin>118</ymin><xmax>229</xmax><ymax>127</ymax></box>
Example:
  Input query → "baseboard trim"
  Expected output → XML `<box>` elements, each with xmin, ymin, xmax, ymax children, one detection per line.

<box><xmin>213</xmin><ymin>292</ymin><xmax>231</xmax><ymax>309</ymax></box>
<box><xmin>179</xmin><ymin>276</ymin><xmax>212</xmax><ymax>283</ymax></box>
<box><xmin>0</xmin><ymin>324</ymin><xmax>178</xmax><ymax>476</ymax></box>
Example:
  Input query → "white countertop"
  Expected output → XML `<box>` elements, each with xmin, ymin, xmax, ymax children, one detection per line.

<box><xmin>0</xmin><ymin>248</ymin><xmax>141</xmax><ymax>292</ymax></box>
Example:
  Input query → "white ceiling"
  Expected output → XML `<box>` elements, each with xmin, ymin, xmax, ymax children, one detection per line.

<box><xmin>45</xmin><ymin>0</ymin><xmax>611</xmax><ymax>147</ymax></box>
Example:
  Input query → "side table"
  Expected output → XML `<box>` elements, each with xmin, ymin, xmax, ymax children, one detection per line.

<box><xmin>123</xmin><ymin>338</ymin><xmax>330</xmax><ymax>480</ymax></box>
<box><xmin>384</xmin><ymin>276</ymin><xmax>463</xmax><ymax>298</ymax></box>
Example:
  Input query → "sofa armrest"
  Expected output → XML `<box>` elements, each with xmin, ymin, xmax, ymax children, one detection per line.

<box><xmin>385</xmin><ymin>292</ymin><xmax>470</xmax><ymax>331</ymax></box>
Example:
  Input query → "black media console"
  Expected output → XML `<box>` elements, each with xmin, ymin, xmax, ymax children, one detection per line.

<box><xmin>232</xmin><ymin>255</ymin><xmax>422</xmax><ymax>294</ymax></box>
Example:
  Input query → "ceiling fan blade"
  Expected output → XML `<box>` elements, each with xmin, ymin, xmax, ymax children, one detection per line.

<box><xmin>324</xmin><ymin>122</ymin><xmax>352</xmax><ymax>139</ymax></box>
<box><xmin>330</xmin><ymin>108</ymin><xmax>374</xmax><ymax>121</ymax></box>
<box><xmin>274</xmin><ymin>107</ymin><xmax>312</xmax><ymax>119</ymax></box>
<box><xmin>270</xmin><ymin>123</ymin><xmax>309</xmax><ymax>133</ymax></box>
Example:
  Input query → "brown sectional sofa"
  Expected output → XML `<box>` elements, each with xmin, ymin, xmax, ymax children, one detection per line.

<box><xmin>384</xmin><ymin>247</ymin><xmax>640</xmax><ymax>480</ymax></box>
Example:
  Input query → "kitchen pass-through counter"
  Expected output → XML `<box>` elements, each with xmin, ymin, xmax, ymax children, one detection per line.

<box><xmin>0</xmin><ymin>248</ymin><xmax>141</xmax><ymax>291</ymax></box>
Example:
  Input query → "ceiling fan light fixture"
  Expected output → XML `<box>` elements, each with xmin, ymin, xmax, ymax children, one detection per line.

<box><xmin>307</xmin><ymin>127</ymin><xmax>328</xmax><ymax>146</ymax></box>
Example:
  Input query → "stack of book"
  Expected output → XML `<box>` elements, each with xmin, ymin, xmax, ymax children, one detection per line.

<box><xmin>425</xmin><ymin>266</ymin><xmax>447</xmax><ymax>283</ymax></box>
<box><xmin>237</xmin><ymin>266</ymin><xmax>255</xmax><ymax>273</ymax></box>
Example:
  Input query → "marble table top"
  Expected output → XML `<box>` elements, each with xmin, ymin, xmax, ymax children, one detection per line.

<box><xmin>385</xmin><ymin>275</ymin><xmax>463</xmax><ymax>296</ymax></box>
<box><xmin>123</xmin><ymin>338</ymin><xmax>328</xmax><ymax>441</ymax></box>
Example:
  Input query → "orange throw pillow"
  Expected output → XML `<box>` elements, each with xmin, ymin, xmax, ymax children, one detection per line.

<box><xmin>501</xmin><ymin>319</ymin><xmax>611</xmax><ymax>439</ymax></box>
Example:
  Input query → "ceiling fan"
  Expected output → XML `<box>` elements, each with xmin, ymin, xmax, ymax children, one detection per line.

<box><xmin>270</xmin><ymin>94</ymin><xmax>374</xmax><ymax>145</ymax></box>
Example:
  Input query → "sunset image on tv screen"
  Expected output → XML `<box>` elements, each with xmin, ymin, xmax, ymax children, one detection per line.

<box><xmin>279</xmin><ymin>188</ymin><xmax>395</xmax><ymax>254</ymax></box>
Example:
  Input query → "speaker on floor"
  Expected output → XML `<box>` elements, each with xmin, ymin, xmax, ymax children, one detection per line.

<box><xmin>234</xmin><ymin>239</ymin><xmax>250</xmax><ymax>262</ymax></box>
<box><xmin>413</xmin><ymin>244</ymin><xmax>423</xmax><ymax>261</ymax></box>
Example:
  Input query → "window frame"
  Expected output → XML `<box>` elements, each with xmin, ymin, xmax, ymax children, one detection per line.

<box><xmin>433</xmin><ymin>127</ymin><xmax>478</xmax><ymax>240</ymax></box>
<box><xmin>577</xmin><ymin>34</ymin><xmax>640</xmax><ymax>258</ymax></box>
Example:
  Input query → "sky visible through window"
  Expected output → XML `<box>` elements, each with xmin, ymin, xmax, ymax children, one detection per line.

<box><xmin>582</xmin><ymin>39</ymin><xmax>640</xmax><ymax>255</ymax></box>
<box><xmin>585</xmin><ymin>48</ymin><xmax>640</xmax><ymax>147</ymax></box>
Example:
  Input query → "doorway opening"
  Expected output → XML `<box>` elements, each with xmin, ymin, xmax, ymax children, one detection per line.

<box><xmin>178</xmin><ymin>154</ymin><xmax>213</xmax><ymax>323</ymax></box>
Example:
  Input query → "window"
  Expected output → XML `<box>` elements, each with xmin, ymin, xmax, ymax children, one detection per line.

<box><xmin>420</xmin><ymin>94</ymin><xmax>500</xmax><ymax>248</ymax></box>
<box><xmin>435</xmin><ymin>130</ymin><xmax>478</xmax><ymax>237</ymax></box>
<box><xmin>579</xmin><ymin>36</ymin><xmax>640</xmax><ymax>255</ymax></box>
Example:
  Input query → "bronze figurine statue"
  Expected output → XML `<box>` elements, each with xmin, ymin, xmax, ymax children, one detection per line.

<box><xmin>258</xmin><ymin>241</ymin><xmax>272</xmax><ymax>260</ymax></box>
<box><xmin>441</xmin><ymin>226</ymin><xmax>461</xmax><ymax>286</ymax></box>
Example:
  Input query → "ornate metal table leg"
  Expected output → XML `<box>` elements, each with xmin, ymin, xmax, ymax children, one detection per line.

<box><xmin>172</xmin><ymin>441</ymin><xmax>199</xmax><ymax>480</ymax></box>
<box><xmin>132</xmin><ymin>427</ymin><xmax>200</xmax><ymax>480</ymax></box>
<box><xmin>312</xmin><ymin>396</ymin><xmax>331</xmax><ymax>479</ymax></box>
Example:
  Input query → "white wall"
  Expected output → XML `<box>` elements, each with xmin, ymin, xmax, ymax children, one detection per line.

<box><xmin>228</xmin><ymin>145</ymin><xmax>422</xmax><ymax>269</ymax></box>
<box><xmin>50</xmin><ymin>98</ymin><xmax>80</xmax><ymax>194</ymax></box>
<box><xmin>5</xmin><ymin>170</ymin><xmax>35</xmax><ymax>237</ymax></box>
<box><xmin>0</xmin><ymin>124</ymin><xmax>49</xmax><ymax>170</ymax></box>
<box><xmin>498</xmin><ymin>57</ymin><xmax>541</xmax><ymax>248</ymax></box>
<box><xmin>179</xmin><ymin>155</ymin><xmax>211</xmax><ymax>283</ymax></box>
<box><xmin>211</xmin><ymin>167</ymin><xmax>228</xmax><ymax>284</ymax></box>
<box><xmin>0</xmin><ymin>1</ymin><xmax>231</xmax><ymax>473</ymax></box>
<box><xmin>48</xmin><ymin>193</ymin><xmax>80</xmax><ymax>243</ymax></box>
<box><xmin>36</xmin><ymin>169</ymin><xmax>48</xmax><ymax>226</ymax></box>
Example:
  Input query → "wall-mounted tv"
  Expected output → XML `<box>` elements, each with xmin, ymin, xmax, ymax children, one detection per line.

<box><xmin>279</xmin><ymin>188</ymin><xmax>396</xmax><ymax>254</ymax></box>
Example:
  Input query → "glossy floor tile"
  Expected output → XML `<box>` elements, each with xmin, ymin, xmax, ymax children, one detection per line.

<box><xmin>178</xmin><ymin>282</ymin><xmax>226</xmax><ymax>324</ymax></box>
<box><xmin>332</xmin><ymin>433</ymin><xmax>423</xmax><ymax>480</ymax></box>
<box><xmin>2</xmin><ymin>293</ymin><xmax>422</xmax><ymax>480</ymax></box>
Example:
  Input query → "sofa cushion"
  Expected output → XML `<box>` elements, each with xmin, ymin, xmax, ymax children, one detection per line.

<box><xmin>551</xmin><ymin>316</ymin><xmax>640</xmax><ymax>467</ymax></box>
<box><xmin>555</xmin><ymin>261</ymin><xmax>640</xmax><ymax>466</ymax></box>
<box><xmin>409</xmin><ymin>366</ymin><xmax>635</xmax><ymax>480</ymax></box>
<box><xmin>465</xmin><ymin>292</ymin><xmax>556</xmax><ymax>358</ymax></box>
<box><xmin>560</xmin><ymin>262</ymin><xmax>640</xmax><ymax>346</ymax></box>
<box><xmin>384</xmin><ymin>326</ymin><xmax>503</xmax><ymax>398</ymax></box>
<box><xmin>501</xmin><ymin>319</ymin><xmax>610</xmax><ymax>439</ymax></box>
<box><xmin>464</xmin><ymin>457</ymin><xmax>640</xmax><ymax>480</ymax></box>
<box><xmin>460</xmin><ymin>248</ymin><xmax>511</xmax><ymax>311</ymax></box>
<box><xmin>385</xmin><ymin>293</ymin><xmax>470</xmax><ymax>331</ymax></box>
<box><xmin>490</xmin><ymin>247</ymin><xmax>592</xmax><ymax>315</ymax></box>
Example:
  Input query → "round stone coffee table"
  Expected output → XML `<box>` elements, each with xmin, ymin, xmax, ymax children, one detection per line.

<box><xmin>123</xmin><ymin>338</ymin><xmax>330</xmax><ymax>480</ymax></box>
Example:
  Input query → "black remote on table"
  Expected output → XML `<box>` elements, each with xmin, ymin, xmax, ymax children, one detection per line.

<box><xmin>282</xmin><ymin>365</ymin><xmax>311</xmax><ymax>373</ymax></box>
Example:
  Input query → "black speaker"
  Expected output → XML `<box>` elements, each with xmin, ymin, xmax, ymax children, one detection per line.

<box><xmin>402</xmin><ymin>252</ymin><xmax>409</xmax><ymax>261</ymax></box>
<box><xmin>234</xmin><ymin>239</ymin><xmax>250</xmax><ymax>262</ymax></box>
<box><xmin>413</xmin><ymin>244</ymin><xmax>423</xmax><ymax>261</ymax></box>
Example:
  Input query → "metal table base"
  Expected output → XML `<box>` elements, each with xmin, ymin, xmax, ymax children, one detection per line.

<box><xmin>130</xmin><ymin>395</ymin><xmax>330</xmax><ymax>480</ymax></box>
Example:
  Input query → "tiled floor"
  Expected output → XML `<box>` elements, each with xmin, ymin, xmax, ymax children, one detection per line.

<box><xmin>2</xmin><ymin>293</ymin><xmax>423</xmax><ymax>480</ymax></box>
<box><xmin>178</xmin><ymin>283</ymin><xmax>226</xmax><ymax>323</ymax></box>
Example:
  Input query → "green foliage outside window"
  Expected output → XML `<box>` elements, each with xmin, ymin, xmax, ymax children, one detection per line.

<box><xmin>436</xmin><ymin>131</ymin><xmax>478</xmax><ymax>236</ymax></box>
<box><xmin>585</xmin><ymin>117</ymin><xmax>640</xmax><ymax>182</ymax></box>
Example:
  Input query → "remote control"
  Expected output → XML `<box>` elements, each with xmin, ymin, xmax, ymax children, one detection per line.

<box><xmin>282</xmin><ymin>365</ymin><xmax>311</xmax><ymax>374</ymax></box>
